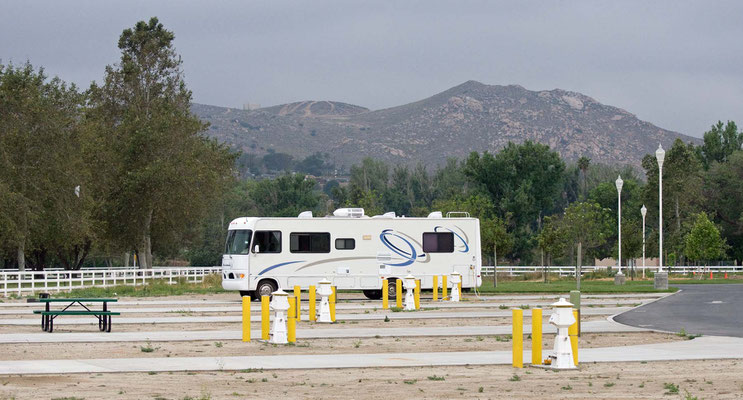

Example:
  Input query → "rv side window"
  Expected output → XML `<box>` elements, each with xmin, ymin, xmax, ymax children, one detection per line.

<box><xmin>290</xmin><ymin>233</ymin><xmax>331</xmax><ymax>253</ymax></box>
<box><xmin>335</xmin><ymin>238</ymin><xmax>355</xmax><ymax>250</ymax></box>
<box><xmin>422</xmin><ymin>232</ymin><xmax>454</xmax><ymax>253</ymax></box>
<box><xmin>253</xmin><ymin>231</ymin><xmax>282</xmax><ymax>253</ymax></box>
<box><xmin>226</xmin><ymin>229</ymin><xmax>252</xmax><ymax>254</ymax></box>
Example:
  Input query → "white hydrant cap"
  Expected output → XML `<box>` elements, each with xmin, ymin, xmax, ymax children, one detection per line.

<box><xmin>551</xmin><ymin>297</ymin><xmax>574</xmax><ymax>308</ymax></box>
<box><xmin>450</xmin><ymin>271</ymin><xmax>462</xmax><ymax>283</ymax></box>
<box><xmin>404</xmin><ymin>274</ymin><xmax>416</xmax><ymax>289</ymax></box>
<box><xmin>317</xmin><ymin>279</ymin><xmax>333</xmax><ymax>296</ymax></box>
<box><xmin>270</xmin><ymin>289</ymin><xmax>290</xmax><ymax>311</ymax></box>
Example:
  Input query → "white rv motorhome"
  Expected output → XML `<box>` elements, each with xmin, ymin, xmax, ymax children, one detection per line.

<box><xmin>221</xmin><ymin>208</ymin><xmax>482</xmax><ymax>299</ymax></box>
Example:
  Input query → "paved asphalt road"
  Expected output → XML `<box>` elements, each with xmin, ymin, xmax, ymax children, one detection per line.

<box><xmin>614</xmin><ymin>284</ymin><xmax>743</xmax><ymax>337</ymax></box>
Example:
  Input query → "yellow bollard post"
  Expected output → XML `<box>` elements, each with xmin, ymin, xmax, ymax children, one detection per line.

<box><xmin>309</xmin><ymin>285</ymin><xmax>316</xmax><ymax>322</ymax></box>
<box><xmin>512</xmin><ymin>308</ymin><xmax>523</xmax><ymax>368</ymax></box>
<box><xmin>288</xmin><ymin>296</ymin><xmax>296</xmax><ymax>320</ymax></box>
<box><xmin>382</xmin><ymin>279</ymin><xmax>389</xmax><ymax>309</ymax></box>
<box><xmin>414</xmin><ymin>279</ymin><xmax>421</xmax><ymax>310</ymax></box>
<box><xmin>294</xmin><ymin>286</ymin><xmax>301</xmax><ymax>322</ymax></box>
<box><xmin>395</xmin><ymin>279</ymin><xmax>403</xmax><ymax>308</ymax></box>
<box><xmin>331</xmin><ymin>286</ymin><xmax>337</xmax><ymax>303</ymax></box>
<box><xmin>261</xmin><ymin>295</ymin><xmax>270</xmax><ymax>341</ymax></box>
<box><xmin>442</xmin><ymin>275</ymin><xmax>448</xmax><ymax>299</ymax></box>
<box><xmin>242</xmin><ymin>296</ymin><xmax>251</xmax><ymax>342</ymax></box>
<box><xmin>531</xmin><ymin>308</ymin><xmax>542</xmax><ymax>365</ymax></box>
<box><xmin>329</xmin><ymin>292</ymin><xmax>336</xmax><ymax>322</ymax></box>
<box><xmin>432</xmin><ymin>275</ymin><xmax>438</xmax><ymax>302</ymax></box>
<box><xmin>458</xmin><ymin>281</ymin><xmax>462</xmax><ymax>300</ymax></box>
<box><xmin>569</xmin><ymin>309</ymin><xmax>579</xmax><ymax>366</ymax></box>
<box><xmin>287</xmin><ymin>315</ymin><xmax>296</xmax><ymax>343</ymax></box>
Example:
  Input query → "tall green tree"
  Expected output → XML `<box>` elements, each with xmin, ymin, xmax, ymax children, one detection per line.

<box><xmin>561</xmin><ymin>201</ymin><xmax>613</xmax><ymax>263</ymax></box>
<box><xmin>698</xmin><ymin>121</ymin><xmax>742</xmax><ymax>168</ymax></box>
<box><xmin>464</xmin><ymin>141</ymin><xmax>566</xmax><ymax>260</ymax></box>
<box><xmin>0</xmin><ymin>62</ymin><xmax>87</xmax><ymax>270</ymax></box>
<box><xmin>87</xmin><ymin>18</ymin><xmax>234</xmax><ymax>268</ymax></box>
<box><xmin>577</xmin><ymin>156</ymin><xmax>591</xmax><ymax>200</ymax></box>
<box><xmin>684</xmin><ymin>212</ymin><xmax>726</xmax><ymax>266</ymax></box>
<box><xmin>704</xmin><ymin>151</ymin><xmax>743</xmax><ymax>261</ymax></box>
<box><xmin>642</xmin><ymin>139</ymin><xmax>703</xmax><ymax>264</ymax></box>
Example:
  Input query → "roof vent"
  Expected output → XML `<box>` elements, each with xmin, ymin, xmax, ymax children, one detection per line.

<box><xmin>427</xmin><ymin>211</ymin><xmax>443</xmax><ymax>218</ymax></box>
<box><xmin>333</xmin><ymin>208</ymin><xmax>365</xmax><ymax>218</ymax></box>
<box><xmin>372</xmin><ymin>211</ymin><xmax>396</xmax><ymax>219</ymax></box>
<box><xmin>298</xmin><ymin>211</ymin><xmax>313</xmax><ymax>218</ymax></box>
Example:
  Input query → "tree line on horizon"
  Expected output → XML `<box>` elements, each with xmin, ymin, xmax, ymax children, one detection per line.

<box><xmin>1</xmin><ymin>18</ymin><xmax>741</xmax><ymax>270</ymax></box>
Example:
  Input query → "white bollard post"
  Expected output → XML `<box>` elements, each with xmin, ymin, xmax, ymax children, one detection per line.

<box><xmin>317</xmin><ymin>279</ymin><xmax>333</xmax><ymax>323</ymax></box>
<box><xmin>449</xmin><ymin>271</ymin><xmax>461</xmax><ymax>302</ymax></box>
<box><xmin>547</xmin><ymin>298</ymin><xmax>577</xmax><ymax>369</ymax></box>
<box><xmin>403</xmin><ymin>274</ymin><xmax>416</xmax><ymax>311</ymax></box>
<box><xmin>270</xmin><ymin>289</ymin><xmax>290</xmax><ymax>344</ymax></box>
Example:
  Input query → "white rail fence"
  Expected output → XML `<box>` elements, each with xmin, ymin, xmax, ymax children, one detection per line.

<box><xmin>0</xmin><ymin>266</ymin><xmax>222</xmax><ymax>297</ymax></box>
<box><xmin>481</xmin><ymin>265</ymin><xmax>743</xmax><ymax>276</ymax></box>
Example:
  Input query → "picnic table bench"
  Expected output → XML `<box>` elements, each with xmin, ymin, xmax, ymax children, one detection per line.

<box><xmin>33</xmin><ymin>298</ymin><xmax>119</xmax><ymax>333</ymax></box>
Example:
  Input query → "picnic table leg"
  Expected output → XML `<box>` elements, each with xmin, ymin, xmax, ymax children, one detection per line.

<box><xmin>48</xmin><ymin>317</ymin><xmax>53</xmax><ymax>333</ymax></box>
<box><xmin>106</xmin><ymin>315</ymin><xmax>111</xmax><ymax>332</ymax></box>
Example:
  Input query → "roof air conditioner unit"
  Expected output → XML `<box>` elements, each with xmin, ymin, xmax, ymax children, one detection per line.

<box><xmin>427</xmin><ymin>211</ymin><xmax>443</xmax><ymax>218</ymax></box>
<box><xmin>298</xmin><ymin>211</ymin><xmax>313</xmax><ymax>218</ymax></box>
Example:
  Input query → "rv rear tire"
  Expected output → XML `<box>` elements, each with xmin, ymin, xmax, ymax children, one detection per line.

<box><xmin>255</xmin><ymin>280</ymin><xmax>277</xmax><ymax>300</ymax></box>
<box><xmin>387</xmin><ymin>279</ymin><xmax>398</xmax><ymax>299</ymax></box>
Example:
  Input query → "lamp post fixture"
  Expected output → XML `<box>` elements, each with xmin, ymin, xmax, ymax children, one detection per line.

<box><xmin>641</xmin><ymin>204</ymin><xmax>647</xmax><ymax>279</ymax></box>
<box><xmin>654</xmin><ymin>144</ymin><xmax>668</xmax><ymax>289</ymax></box>
<box><xmin>615</xmin><ymin>176</ymin><xmax>624</xmax><ymax>283</ymax></box>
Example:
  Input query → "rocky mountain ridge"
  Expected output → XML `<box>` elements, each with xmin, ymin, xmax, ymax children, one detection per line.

<box><xmin>193</xmin><ymin>80</ymin><xmax>698</xmax><ymax>170</ymax></box>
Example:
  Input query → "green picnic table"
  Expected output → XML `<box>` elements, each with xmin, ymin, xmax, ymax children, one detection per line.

<box><xmin>33</xmin><ymin>298</ymin><xmax>119</xmax><ymax>333</ymax></box>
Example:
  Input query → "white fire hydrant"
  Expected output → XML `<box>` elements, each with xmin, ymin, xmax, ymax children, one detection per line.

<box><xmin>450</xmin><ymin>271</ymin><xmax>461</xmax><ymax>302</ymax></box>
<box><xmin>317</xmin><ymin>279</ymin><xmax>333</xmax><ymax>323</ymax></box>
<box><xmin>403</xmin><ymin>274</ymin><xmax>416</xmax><ymax>311</ymax></box>
<box><xmin>548</xmin><ymin>297</ymin><xmax>577</xmax><ymax>369</ymax></box>
<box><xmin>270</xmin><ymin>289</ymin><xmax>290</xmax><ymax>344</ymax></box>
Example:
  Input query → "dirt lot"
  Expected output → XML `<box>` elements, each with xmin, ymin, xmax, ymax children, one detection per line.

<box><xmin>0</xmin><ymin>332</ymin><xmax>679</xmax><ymax>361</ymax></box>
<box><xmin>1</xmin><ymin>359</ymin><xmax>741</xmax><ymax>399</ymax></box>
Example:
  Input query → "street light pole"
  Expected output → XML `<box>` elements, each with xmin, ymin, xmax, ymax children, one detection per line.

<box><xmin>655</xmin><ymin>144</ymin><xmax>668</xmax><ymax>289</ymax></box>
<box><xmin>615</xmin><ymin>175</ymin><xmax>624</xmax><ymax>284</ymax></box>
<box><xmin>641</xmin><ymin>204</ymin><xmax>647</xmax><ymax>279</ymax></box>
<box><xmin>656</xmin><ymin>145</ymin><xmax>665</xmax><ymax>272</ymax></box>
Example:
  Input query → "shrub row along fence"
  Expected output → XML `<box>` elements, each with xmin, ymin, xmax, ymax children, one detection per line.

<box><xmin>0</xmin><ymin>266</ymin><xmax>222</xmax><ymax>297</ymax></box>
<box><xmin>481</xmin><ymin>265</ymin><xmax>743</xmax><ymax>276</ymax></box>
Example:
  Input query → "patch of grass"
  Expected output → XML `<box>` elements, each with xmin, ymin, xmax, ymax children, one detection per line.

<box><xmin>403</xmin><ymin>379</ymin><xmax>417</xmax><ymax>385</ymax></box>
<box><xmin>140</xmin><ymin>341</ymin><xmax>156</xmax><ymax>353</ymax></box>
<box><xmin>509</xmin><ymin>374</ymin><xmax>521</xmax><ymax>382</ymax></box>
<box><xmin>677</xmin><ymin>328</ymin><xmax>703</xmax><ymax>340</ymax></box>
<box><xmin>499</xmin><ymin>305</ymin><xmax>508</xmax><ymax>309</ymax></box>
<box><xmin>561</xmin><ymin>385</ymin><xmax>572</xmax><ymax>390</ymax></box>
<box><xmin>384</xmin><ymin>315</ymin><xmax>390</xmax><ymax>322</ymax></box>
<box><xmin>53</xmin><ymin>274</ymin><xmax>224</xmax><ymax>298</ymax></box>
<box><xmin>214</xmin><ymin>342</ymin><xmax>223</xmax><ymax>348</ymax></box>
<box><xmin>478</xmin><ymin>279</ymin><xmax>677</xmax><ymax>294</ymax></box>
<box><xmin>664</xmin><ymin>382</ymin><xmax>679</xmax><ymax>394</ymax></box>
<box><xmin>604</xmin><ymin>382</ymin><xmax>615</xmax><ymax>387</ymax></box>
<box><xmin>427</xmin><ymin>375</ymin><xmax>445</xmax><ymax>381</ymax></box>
<box><xmin>239</xmin><ymin>368</ymin><xmax>263</xmax><ymax>373</ymax></box>
<box><xmin>353</xmin><ymin>339</ymin><xmax>362</xmax><ymax>348</ymax></box>
<box><xmin>519</xmin><ymin>304</ymin><xmax>530</xmax><ymax>309</ymax></box>
<box><xmin>684</xmin><ymin>390</ymin><xmax>698</xmax><ymax>400</ymax></box>
<box><xmin>495</xmin><ymin>335</ymin><xmax>511</xmax><ymax>342</ymax></box>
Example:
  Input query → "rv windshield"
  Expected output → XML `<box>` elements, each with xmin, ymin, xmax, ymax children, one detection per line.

<box><xmin>225</xmin><ymin>230</ymin><xmax>252</xmax><ymax>254</ymax></box>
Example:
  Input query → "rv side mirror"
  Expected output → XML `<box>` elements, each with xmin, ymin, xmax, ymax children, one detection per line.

<box><xmin>253</xmin><ymin>245</ymin><xmax>260</xmax><ymax>254</ymax></box>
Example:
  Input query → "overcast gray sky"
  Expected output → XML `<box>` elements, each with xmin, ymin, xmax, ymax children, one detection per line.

<box><xmin>2</xmin><ymin>1</ymin><xmax>742</xmax><ymax>137</ymax></box>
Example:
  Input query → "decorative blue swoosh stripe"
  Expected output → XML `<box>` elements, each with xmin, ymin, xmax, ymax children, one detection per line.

<box><xmin>258</xmin><ymin>260</ymin><xmax>304</xmax><ymax>276</ymax></box>
<box><xmin>380</xmin><ymin>229</ymin><xmax>417</xmax><ymax>266</ymax></box>
<box><xmin>435</xmin><ymin>226</ymin><xmax>470</xmax><ymax>253</ymax></box>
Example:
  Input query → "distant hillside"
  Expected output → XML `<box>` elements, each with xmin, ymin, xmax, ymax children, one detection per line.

<box><xmin>193</xmin><ymin>81</ymin><xmax>699</xmax><ymax>170</ymax></box>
